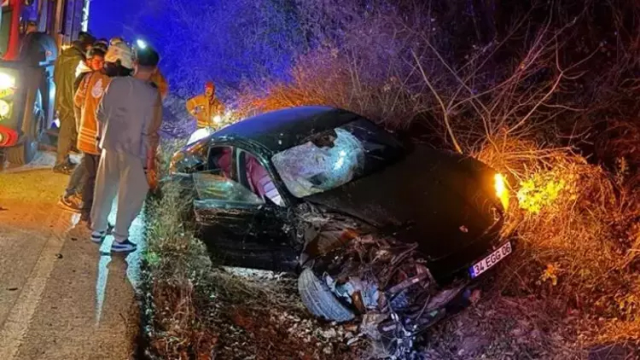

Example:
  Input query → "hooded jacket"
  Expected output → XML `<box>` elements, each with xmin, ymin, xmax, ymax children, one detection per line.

<box><xmin>54</xmin><ymin>43</ymin><xmax>85</xmax><ymax>117</ymax></box>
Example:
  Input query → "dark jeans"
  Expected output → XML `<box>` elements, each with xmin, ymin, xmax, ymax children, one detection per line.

<box><xmin>55</xmin><ymin>111</ymin><xmax>77</xmax><ymax>165</ymax></box>
<box><xmin>81</xmin><ymin>153</ymin><xmax>100</xmax><ymax>219</ymax></box>
<box><xmin>64</xmin><ymin>155</ymin><xmax>86</xmax><ymax>197</ymax></box>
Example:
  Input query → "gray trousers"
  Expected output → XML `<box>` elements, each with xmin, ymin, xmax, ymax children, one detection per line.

<box><xmin>91</xmin><ymin>149</ymin><xmax>149</xmax><ymax>242</ymax></box>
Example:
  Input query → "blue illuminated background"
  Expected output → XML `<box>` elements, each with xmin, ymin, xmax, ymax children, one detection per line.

<box><xmin>88</xmin><ymin>0</ymin><xmax>301</xmax><ymax>100</ymax></box>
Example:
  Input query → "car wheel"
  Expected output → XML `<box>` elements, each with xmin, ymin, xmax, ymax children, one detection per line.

<box><xmin>298</xmin><ymin>268</ymin><xmax>354</xmax><ymax>323</ymax></box>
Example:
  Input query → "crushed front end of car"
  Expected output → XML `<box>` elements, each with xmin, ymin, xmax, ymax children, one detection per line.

<box><xmin>298</xmin><ymin>226</ymin><xmax>482</xmax><ymax>356</ymax></box>
<box><xmin>293</xmin><ymin>152</ymin><xmax>511</xmax><ymax>355</ymax></box>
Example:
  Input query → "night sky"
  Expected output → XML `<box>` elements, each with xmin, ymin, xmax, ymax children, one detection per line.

<box><xmin>88</xmin><ymin>0</ymin><xmax>142</xmax><ymax>41</ymax></box>
<box><xmin>86</xmin><ymin>0</ymin><xmax>301</xmax><ymax>98</ymax></box>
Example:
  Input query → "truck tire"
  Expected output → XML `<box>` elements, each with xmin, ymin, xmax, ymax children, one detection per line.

<box><xmin>6</xmin><ymin>92</ymin><xmax>44</xmax><ymax>166</ymax></box>
<box><xmin>6</xmin><ymin>132</ymin><xmax>37</xmax><ymax>165</ymax></box>
<box><xmin>298</xmin><ymin>268</ymin><xmax>355</xmax><ymax>322</ymax></box>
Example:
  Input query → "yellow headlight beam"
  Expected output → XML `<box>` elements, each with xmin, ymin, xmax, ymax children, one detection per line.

<box><xmin>0</xmin><ymin>99</ymin><xmax>10</xmax><ymax>117</ymax></box>
<box><xmin>0</xmin><ymin>73</ymin><xmax>16</xmax><ymax>90</ymax></box>
<box><xmin>494</xmin><ymin>173</ymin><xmax>509</xmax><ymax>209</ymax></box>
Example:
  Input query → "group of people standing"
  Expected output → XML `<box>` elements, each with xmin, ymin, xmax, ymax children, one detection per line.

<box><xmin>53</xmin><ymin>33</ymin><xmax>165</xmax><ymax>253</ymax></box>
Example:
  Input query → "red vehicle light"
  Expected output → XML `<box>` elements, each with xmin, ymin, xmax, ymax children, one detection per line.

<box><xmin>0</xmin><ymin>125</ymin><xmax>18</xmax><ymax>147</ymax></box>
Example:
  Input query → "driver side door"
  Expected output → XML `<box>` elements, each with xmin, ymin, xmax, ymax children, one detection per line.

<box><xmin>193</xmin><ymin>147</ymin><xmax>297</xmax><ymax>271</ymax></box>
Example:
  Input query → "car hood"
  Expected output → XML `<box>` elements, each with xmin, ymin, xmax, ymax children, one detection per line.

<box><xmin>305</xmin><ymin>145</ymin><xmax>502</xmax><ymax>261</ymax></box>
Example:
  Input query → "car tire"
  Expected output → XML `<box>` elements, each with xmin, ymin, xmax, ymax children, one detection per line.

<box><xmin>298</xmin><ymin>267</ymin><xmax>354</xmax><ymax>323</ymax></box>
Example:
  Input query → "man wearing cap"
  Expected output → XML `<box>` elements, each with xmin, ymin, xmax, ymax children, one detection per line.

<box><xmin>71</xmin><ymin>42</ymin><xmax>134</xmax><ymax>223</ymax></box>
<box><xmin>186</xmin><ymin>81</ymin><xmax>225</xmax><ymax>129</ymax></box>
<box><xmin>109</xmin><ymin>37</ymin><xmax>125</xmax><ymax>46</ymax></box>
<box><xmin>104</xmin><ymin>41</ymin><xmax>134</xmax><ymax>76</ymax></box>
<box><xmin>53</xmin><ymin>32</ymin><xmax>95</xmax><ymax>174</ymax></box>
<box><xmin>134</xmin><ymin>39</ymin><xmax>169</xmax><ymax>100</ymax></box>
<box><xmin>90</xmin><ymin>46</ymin><xmax>163</xmax><ymax>252</ymax></box>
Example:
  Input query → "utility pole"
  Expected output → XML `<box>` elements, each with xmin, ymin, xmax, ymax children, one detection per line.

<box><xmin>53</xmin><ymin>0</ymin><xmax>64</xmax><ymax>47</ymax></box>
<box><xmin>82</xmin><ymin>0</ymin><xmax>90</xmax><ymax>32</ymax></box>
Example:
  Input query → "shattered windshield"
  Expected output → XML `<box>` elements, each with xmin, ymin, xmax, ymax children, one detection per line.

<box><xmin>272</xmin><ymin>119</ymin><xmax>404</xmax><ymax>198</ymax></box>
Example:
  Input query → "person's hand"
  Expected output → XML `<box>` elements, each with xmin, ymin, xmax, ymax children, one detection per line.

<box><xmin>145</xmin><ymin>154</ymin><xmax>158</xmax><ymax>190</ymax></box>
<box><xmin>146</xmin><ymin>167</ymin><xmax>158</xmax><ymax>191</ymax></box>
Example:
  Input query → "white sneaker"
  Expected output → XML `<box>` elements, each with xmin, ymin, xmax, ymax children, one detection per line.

<box><xmin>111</xmin><ymin>239</ymin><xmax>137</xmax><ymax>253</ymax></box>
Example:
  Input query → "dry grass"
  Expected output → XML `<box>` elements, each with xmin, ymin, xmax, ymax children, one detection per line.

<box><xmin>472</xmin><ymin>135</ymin><xmax>640</xmax><ymax>351</ymax></box>
<box><xmin>235</xmin><ymin>46</ymin><xmax>423</xmax><ymax>130</ymax></box>
<box><xmin>142</xmin><ymin>183</ymin><xmax>363</xmax><ymax>359</ymax></box>
<box><xmin>435</xmin><ymin>28</ymin><xmax>640</xmax><ymax>352</ymax></box>
<box><xmin>142</xmin><ymin>183</ymin><xmax>216</xmax><ymax>359</ymax></box>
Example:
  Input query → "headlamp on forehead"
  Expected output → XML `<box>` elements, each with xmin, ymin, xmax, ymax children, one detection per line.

<box><xmin>136</xmin><ymin>39</ymin><xmax>148</xmax><ymax>49</ymax></box>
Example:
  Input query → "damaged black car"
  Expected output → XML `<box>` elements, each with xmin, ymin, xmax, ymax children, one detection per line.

<box><xmin>168</xmin><ymin>106</ymin><xmax>512</xmax><ymax>350</ymax></box>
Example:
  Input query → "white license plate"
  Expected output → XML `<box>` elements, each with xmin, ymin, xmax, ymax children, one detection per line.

<box><xmin>469</xmin><ymin>242</ymin><xmax>512</xmax><ymax>278</ymax></box>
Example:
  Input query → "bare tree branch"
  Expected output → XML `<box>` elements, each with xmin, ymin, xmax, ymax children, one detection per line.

<box><xmin>411</xmin><ymin>50</ymin><xmax>463</xmax><ymax>154</ymax></box>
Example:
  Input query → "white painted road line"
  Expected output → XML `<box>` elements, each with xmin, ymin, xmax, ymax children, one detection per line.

<box><xmin>0</xmin><ymin>212</ymin><xmax>69</xmax><ymax>360</ymax></box>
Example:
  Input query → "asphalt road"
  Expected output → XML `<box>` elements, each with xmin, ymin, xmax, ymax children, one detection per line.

<box><xmin>0</xmin><ymin>151</ymin><xmax>143</xmax><ymax>360</ymax></box>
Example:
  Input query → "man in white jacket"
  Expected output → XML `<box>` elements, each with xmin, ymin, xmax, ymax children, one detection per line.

<box><xmin>90</xmin><ymin>47</ymin><xmax>162</xmax><ymax>253</ymax></box>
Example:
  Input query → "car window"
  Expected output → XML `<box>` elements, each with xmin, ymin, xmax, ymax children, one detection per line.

<box><xmin>193</xmin><ymin>170</ymin><xmax>264</xmax><ymax>206</ymax></box>
<box><xmin>271</xmin><ymin>119</ymin><xmax>404</xmax><ymax>198</ymax></box>
<box><xmin>237</xmin><ymin>150</ymin><xmax>285</xmax><ymax>207</ymax></box>
<box><xmin>207</xmin><ymin>146</ymin><xmax>234</xmax><ymax>178</ymax></box>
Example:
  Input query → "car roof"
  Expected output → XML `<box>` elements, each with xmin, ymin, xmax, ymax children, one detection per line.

<box><xmin>211</xmin><ymin>106</ymin><xmax>362</xmax><ymax>152</ymax></box>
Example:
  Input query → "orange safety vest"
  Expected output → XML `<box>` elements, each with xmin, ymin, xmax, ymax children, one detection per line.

<box><xmin>74</xmin><ymin>71</ymin><xmax>112</xmax><ymax>155</ymax></box>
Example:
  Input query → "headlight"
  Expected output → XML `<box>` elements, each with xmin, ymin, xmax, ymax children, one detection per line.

<box><xmin>0</xmin><ymin>73</ymin><xmax>16</xmax><ymax>90</ymax></box>
<box><xmin>494</xmin><ymin>173</ymin><xmax>509</xmax><ymax>209</ymax></box>
<box><xmin>0</xmin><ymin>99</ymin><xmax>10</xmax><ymax>117</ymax></box>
